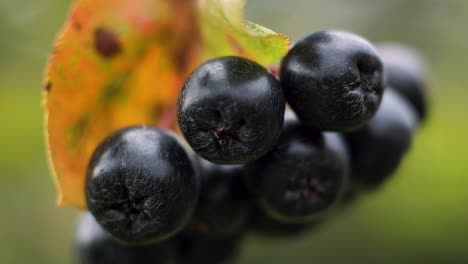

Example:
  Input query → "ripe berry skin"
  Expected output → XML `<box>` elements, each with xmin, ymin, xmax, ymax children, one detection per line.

<box><xmin>280</xmin><ymin>30</ymin><xmax>385</xmax><ymax>132</ymax></box>
<box><xmin>377</xmin><ymin>43</ymin><xmax>429</xmax><ymax>121</ymax></box>
<box><xmin>188</xmin><ymin>158</ymin><xmax>251</xmax><ymax>238</ymax></box>
<box><xmin>245</xmin><ymin>113</ymin><xmax>350</xmax><ymax>223</ymax></box>
<box><xmin>249</xmin><ymin>207</ymin><xmax>315</xmax><ymax>238</ymax></box>
<box><xmin>345</xmin><ymin>89</ymin><xmax>418</xmax><ymax>188</ymax></box>
<box><xmin>177</xmin><ymin>56</ymin><xmax>286</xmax><ymax>164</ymax></box>
<box><xmin>74</xmin><ymin>213</ymin><xmax>174</xmax><ymax>264</ymax></box>
<box><xmin>176</xmin><ymin>233</ymin><xmax>243</xmax><ymax>264</ymax></box>
<box><xmin>86</xmin><ymin>126</ymin><xmax>199</xmax><ymax>244</ymax></box>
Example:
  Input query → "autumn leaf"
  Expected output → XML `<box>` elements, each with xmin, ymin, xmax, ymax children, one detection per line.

<box><xmin>43</xmin><ymin>0</ymin><xmax>290</xmax><ymax>209</ymax></box>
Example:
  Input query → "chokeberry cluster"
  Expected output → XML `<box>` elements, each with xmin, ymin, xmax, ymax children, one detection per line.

<box><xmin>77</xmin><ymin>30</ymin><xmax>429</xmax><ymax>264</ymax></box>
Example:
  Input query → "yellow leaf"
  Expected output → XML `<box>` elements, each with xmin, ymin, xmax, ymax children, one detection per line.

<box><xmin>43</xmin><ymin>0</ymin><xmax>289</xmax><ymax>209</ymax></box>
<box><xmin>198</xmin><ymin>0</ymin><xmax>290</xmax><ymax>65</ymax></box>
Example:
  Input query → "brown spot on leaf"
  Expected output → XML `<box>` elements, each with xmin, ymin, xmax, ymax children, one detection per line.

<box><xmin>93</xmin><ymin>27</ymin><xmax>122</xmax><ymax>59</ymax></box>
<box><xmin>44</xmin><ymin>81</ymin><xmax>52</xmax><ymax>92</ymax></box>
<box><xmin>73</xmin><ymin>21</ymin><xmax>82</xmax><ymax>31</ymax></box>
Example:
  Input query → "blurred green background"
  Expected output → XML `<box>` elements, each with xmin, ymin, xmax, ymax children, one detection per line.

<box><xmin>1</xmin><ymin>0</ymin><xmax>467</xmax><ymax>263</ymax></box>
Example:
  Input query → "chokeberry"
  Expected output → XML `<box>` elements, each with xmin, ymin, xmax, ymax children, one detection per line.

<box><xmin>377</xmin><ymin>43</ymin><xmax>429</xmax><ymax>121</ymax></box>
<box><xmin>74</xmin><ymin>213</ymin><xmax>175</xmax><ymax>264</ymax></box>
<box><xmin>176</xmin><ymin>233</ymin><xmax>243</xmax><ymax>264</ymax></box>
<box><xmin>86</xmin><ymin>126</ymin><xmax>199</xmax><ymax>244</ymax></box>
<box><xmin>177</xmin><ymin>56</ymin><xmax>286</xmax><ymax>164</ymax></box>
<box><xmin>188</xmin><ymin>158</ymin><xmax>251</xmax><ymax>238</ymax></box>
<box><xmin>249</xmin><ymin>207</ymin><xmax>315</xmax><ymax>238</ymax></box>
<box><xmin>345</xmin><ymin>89</ymin><xmax>418</xmax><ymax>188</ymax></box>
<box><xmin>245</xmin><ymin>112</ymin><xmax>349</xmax><ymax>223</ymax></box>
<box><xmin>280</xmin><ymin>30</ymin><xmax>385</xmax><ymax>132</ymax></box>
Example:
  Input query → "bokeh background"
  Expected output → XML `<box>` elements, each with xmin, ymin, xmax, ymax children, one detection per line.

<box><xmin>1</xmin><ymin>0</ymin><xmax>467</xmax><ymax>263</ymax></box>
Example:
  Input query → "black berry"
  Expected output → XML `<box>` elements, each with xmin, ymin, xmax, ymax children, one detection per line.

<box><xmin>86</xmin><ymin>126</ymin><xmax>199</xmax><ymax>244</ymax></box>
<box><xmin>345</xmin><ymin>89</ymin><xmax>418</xmax><ymax>188</ymax></box>
<box><xmin>245</xmin><ymin>112</ymin><xmax>350</xmax><ymax>223</ymax></box>
<box><xmin>176</xmin><ymin>233</ymin><xmax>243</xmax><ymax>264</ymax></box>
<box><xmin>249</xmin><ymin>207</ymin><xmax>315</xmax><ymax>238</ymax></box>
<box><xmin>177</xmin><ymin>56</ymin><xmax>286</xmax><ymax>164</ymax></box>
<box><xmin>377</xmin><ymin>43</ymin><xmax>429</xmax><ymax>121</ymax></box>
<box><xmin>74</xmin><ymin>213</ymin><xmax>175</xmax><ymax>264</ymax></box>
<box><xmin>188</xmin><ymin>158</ymin><xmax>251</xmax><ymax>238</ymax></box>
<box><xmin>280</xmin><ymin>30</ymin><xmax>385</xmax><ymax>132</ymax></box>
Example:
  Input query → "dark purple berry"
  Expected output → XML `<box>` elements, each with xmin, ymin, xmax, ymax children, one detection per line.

<box><xmin>86</xmin><ymin>126</ymin><xmax>199</xmax><ymax>244</ymax></box>
<box><xmin>188</xmin><ymin>158</ymin><xmax>251</xmax><ymax>238</ymax></box>
<box><xmin>245</xmin><ymin>113</ymin><xmax>350</xmax><ymax>223</ymax></box>
<box><xmin>176</xmin><ymin>233</ymin><xmax>243</xmax><ymax>264</ymax></box>
<box><xmin>74</xmin><ymin>213</ymin><xmax>175</xmax><ymax>264</ymax></box>
<box><xmin>178</xmin><ymin>56</ymin><xmax>286</xmax><ymax>164</ymax></box>
<box><xmin>345</xmin><ymin>89</ymin><xmax>418</xmax><ymax>188</ymax></box>
<box><xmin>280</xmin><ymin>30</ymin><xmax>385</xmax><ymax>132</ymax></box>
<box><xmin>377</xmin><ymin>43</ymin><xmax>429</xmax><ymax>121</ymax></box>
<box><xmin>249</xmin><ymin>207</ymin><xmax>316</xmax><ymax>238</ymax></box>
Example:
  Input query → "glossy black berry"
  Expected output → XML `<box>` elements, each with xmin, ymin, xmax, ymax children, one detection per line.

<box><xmin>176</xmin><ymin>233</ymin><xmax>242</xmax><ymax>264</ymax></box>
<box><xmin>377</xmin><ymin>43</ymin><xmax>429</xmax><ymax>121</ymax></box>
<box><xmin>74</xmin><ymin>213</ymin><xmax>175</xmax><ymax>264</ymax></box>
<box><xmin>177</xmin><ymin>56</ymin><xmax>286</xmax><ymax>164</ymax></box>
<box><xmin>249</xmin><ymin>207</ymin><xmax>315</xmax><ymax>238</ymax></box>
<box><xmin>245</xmin><ymin>113</ymin><xmax>350</xmax><ymax>223</ymax></box>
<box><xmin>345</xmin><ymin>89</ymin><xmax>418</xmax><ymax>188</ymax></box>
<box><xmin>86</xmin><ymin>126</ymin><xmax>199</xmax><ymax>244</ymax></box>
<box><xmin>280</xmin><ymin>30</ymin><xmax>385</xmax><ymax>132</ymax></box>
<box><xmin>188</xmin><ymin>158</ymin><xmax>251</xmax><ymax>238</ymax></box>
